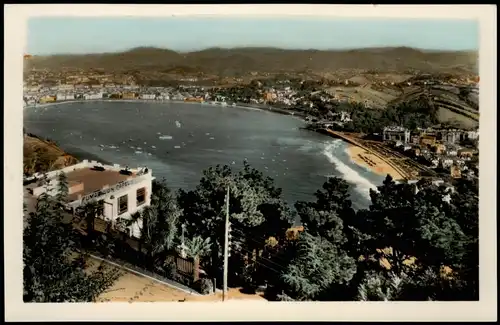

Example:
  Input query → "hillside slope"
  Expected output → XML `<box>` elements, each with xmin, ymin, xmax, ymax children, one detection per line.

<box><xmin>389</xmin><ymin>84</ymin><xmax>479</xmax><ymax>129</ymax></box>
<box><xmin>27</xmin><ymin>46</ymin><xmax>478</xmax><ymax>76</ymax></box>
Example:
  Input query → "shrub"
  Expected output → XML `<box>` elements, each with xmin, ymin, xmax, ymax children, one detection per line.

<box><xmin>193</xmin><ymin>278</ymin><xmax>214</xmax><ymax>295</ymax></box>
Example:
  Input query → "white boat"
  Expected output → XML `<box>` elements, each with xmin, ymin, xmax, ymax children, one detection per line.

<box><xmin>159</xmin><ymin>135</ymin><xmax>173</xmax><ymax>140</ymax></box>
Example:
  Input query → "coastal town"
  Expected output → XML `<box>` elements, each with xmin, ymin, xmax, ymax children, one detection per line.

<box><xmin>23</xmin><ymin>69</ymin><xmax>479</xmax><ymax>187</ymax></box>
<box><xmin>15</xmin><ymin>11</ymin><xmax>485</xmax><ymax>313</ymax></box>
<box><xmin>22</xmin><ymin>64</ymin><xmax>480</xmax><ymax>304</ymax></box>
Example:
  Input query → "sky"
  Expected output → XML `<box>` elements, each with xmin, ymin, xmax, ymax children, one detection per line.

<box><xmin>27</xmin><ymin>17</ymin><xmax>479</xmax><ymax>55</ymax></box>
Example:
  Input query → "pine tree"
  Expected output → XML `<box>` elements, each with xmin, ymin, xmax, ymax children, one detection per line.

<box><xmin>295</xmin><ymin>176</ymin><xmax>357</xmax><ymax>249</ymax></box>
<box><xmin>278</xmin><ymin>232</ymin><xmax>357</xmax><ymax>301</ymax></box>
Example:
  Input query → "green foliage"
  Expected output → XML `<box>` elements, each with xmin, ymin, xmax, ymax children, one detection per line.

<box><xmin>177</xmin><ymin>161</ymin><xmax>293</xmax><ymax>286</ymax></box>
<box><xmin>133</xmin><ymin>179</ymin><xmax>181</xmax><ymax>260</ymax></box>
<box><xmin>278</xmin><ymin>232</ymin><xmax>357</xmax><ymax>301</ymax></box>
<box><xmin>55</xmin><ymin>172</ymin><xmax>69</xmax><ymax>205</ymax></box>
<box><xmin>295</xmin><ymin>177</ymin><xmax>355</xmax><ymax>246</ymax></box>
<box><xmin>347</xmin><ymin>175</ymin><xmax>479</xmax><ymax>301</ymax></box>
<box><xmin>193</xmin><ymin>278</ymin><xmax>214</xmax><ymax>295</ymax></box>
<box><xmin>23</xmin><ymin>160</ymin><xmax>478</xmax><ymax>301</ymax></box>
<box><xmin>357</xmin><ymin>270</ymin><xmax>409</xmax><ymax>301</ymax></box>
<box><xmin>276</xmin><ymin>172</ymin><xmax>478</xmax><ymax>301</ymax></box>
<box><xmin>80</xmin><ymin>200</ymin><xmax>104</xmax><ymax>234</ymax></box>
<box><xmin>23</xmin><ymin>190</ymin><xmax>119</xmax><ymax>302</ymax></box>
<box><xmin>339</xmin><ymin>99</ymin><xmax>438</xmax><ymax>133</ymax></box>
<box><xmin>185</xmin><ymin>236</ymin><xmax>212</xmax><ymax>259</ymax></box>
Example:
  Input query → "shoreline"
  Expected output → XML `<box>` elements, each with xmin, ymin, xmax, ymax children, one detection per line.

<box><xmin>25</xmin><ymin>99</ymin><xmax>394</xmax><ymax>179</ymax></box>
<box><xmin>26</xmin><ymin>98</ymin><xmax>401</xmax><ymax>181</ymax></box>
<box><xmin>346</xmin><ymin>143</ymin><xmax>404</xmax><ymax>180</ymax></box>
<box><xmin>24</xmin><ymin>99</ymin><xmax>308</xmax><ymax>125</ymax></box>
<box><xmin>24</xmin><ymin>99</ymin><xmax>305</xmax><ymax>117</ymax></box>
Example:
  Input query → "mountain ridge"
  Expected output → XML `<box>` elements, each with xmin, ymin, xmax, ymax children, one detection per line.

<box><xmin>26</xmin><ymin>46</ymin><xmax>479</xmax><ymax>76</ymax></box>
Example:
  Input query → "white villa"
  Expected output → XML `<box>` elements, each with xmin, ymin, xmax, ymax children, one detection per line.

<box><xmin>24</xmin><ymin>160</ymin><xmax>154</xmax><ymax>238</ymax></box>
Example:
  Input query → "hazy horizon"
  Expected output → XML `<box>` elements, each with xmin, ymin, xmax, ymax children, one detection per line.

<box><xmin>28</xmin><ymin>45</ymin><xmax>479</xmax><ymax>57</ymax></box>
<box><xmin>27</xmin><ymin>17</ymin><xmax>479</xmax><ymax>55</ymax></box>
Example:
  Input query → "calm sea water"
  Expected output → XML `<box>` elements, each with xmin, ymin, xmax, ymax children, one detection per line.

<box><xmin>23</xmin><ymin>101</ymin><xmax>385</xmax><ymax>213</ymax></box>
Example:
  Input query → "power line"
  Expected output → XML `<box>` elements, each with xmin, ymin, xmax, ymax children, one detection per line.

<box><xmin>230</xmin><ymin>226</ymin><xmax>291</xmax><ymax>265</ymax></box>
<box><xmin>234</xmin><ymin>245</ymin><xmax>284</xmax><ymax>275</ymax></box>
<box><xmin>229</xmin><ymin>231</ymin><xmax>289</xmax><ymax>272</ymax></box>
<box><xmin>231</xmin><ymin>228</ymin><xmax>290</xmax><ymax>266</ymax></box>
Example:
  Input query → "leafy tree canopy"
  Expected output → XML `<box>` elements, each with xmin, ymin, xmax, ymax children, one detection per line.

<box><xmin>23</xmin><ymin>178</ymin><xmax>119</xmax><ymax>302</ymax></box>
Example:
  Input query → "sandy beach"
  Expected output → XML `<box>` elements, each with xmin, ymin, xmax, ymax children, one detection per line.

<box><xmin>346</xmin><ymin>144</ymin><xmax>404</xmax><ymax>180</ymax></box>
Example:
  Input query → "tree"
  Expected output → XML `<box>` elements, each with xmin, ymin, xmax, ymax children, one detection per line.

<box><xmin>278</xmin><ymin>232</ymin><xmax>357</xmax><ymax>301</ymax></box>
<box><xmin>352</xmin><ymin>176</ymin><xmax>478</xmax><ymax>301</ymax></box>
<box><xmin>443</xmin><ymin>178</ymin><xmax>479</xmax><ymax>300</ymax></box>
<box><xmin>80</xmin><ymin>200</ymin><xmax>104</xmax><ymax>235</ymax></box>
<box><xmin>55</xmin><ymin>172</ymin><xmax>69</xmax><ymax>205</ymax></box>
<box><xmin>355</xmin><ymin>175</ymin><xmax>421</xmax><ymax>274</ymax></box>
<box><xmin>295</xmin><ymin>177</ymin><xmax>356</xmax><ymax>247</ymax></box>
<box><xmin>23</xmin><ymin>188</ymin><xmax>119</xmax><ymax>302</ymax></box>
<box><xmin>177</xmin><ymin>162</ymin><xmax>293</xmax><ymax>287</ymax></box>
<box><xmin>185</xmin><ymin>236</ymin><xmax>212</xmax><ymax>259</ymax></box>
<box><xmin>356</xmin><ymin>270</ymin><xmax>410</xmax><ymax>301</ymax></box>
<box><xmin>127</xmin><ymin>179</ymin><xmax>180</xmax><ymax>268</ymax></box>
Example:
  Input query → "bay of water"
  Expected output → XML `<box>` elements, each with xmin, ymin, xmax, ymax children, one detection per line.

<box><xmin>23</xmin><ymin>101</ymin><xmax>385</xmax><ymax>212</ymax></box>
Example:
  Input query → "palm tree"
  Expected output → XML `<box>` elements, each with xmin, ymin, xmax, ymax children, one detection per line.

<box><xmin>125</xmin><ymin>211</ymin><xmax>144</xmax><ymax>252</ymax></box>
<box><xmin>81</xmin><ymin>200</ymin><xmax>104</xmax><ymax>235</ymax></box>
<box><xmin>184</xmin><ymin>236</ymin><xmax>212</xmax><ymax>260</ymax></box>
<box><xmin>125</xmin><ymin>198</ymin><xmax>179</xmax><ymax>265</ymax></box>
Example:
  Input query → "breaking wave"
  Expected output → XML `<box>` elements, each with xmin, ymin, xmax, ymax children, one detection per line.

<box><xmin>322</xmin><ymin>140</ymin><xmax>378</xmax><ymax>200</ymax></box>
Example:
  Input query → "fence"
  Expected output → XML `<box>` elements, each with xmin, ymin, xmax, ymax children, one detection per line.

<box><xmin>77</xmin><ymin>218</ymin><xmax>201</xmax><ymax>287</ymax></box>
<box><xmin>88</xmin><ymin>252</ymin><xmax>200</xmax><ymax>296</ymax></box>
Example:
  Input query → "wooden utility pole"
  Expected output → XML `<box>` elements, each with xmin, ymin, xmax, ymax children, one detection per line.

<box><xmin>222</xmin><ymin>186</ymin><xmax>230</xmax><ymax>302</ymax></box>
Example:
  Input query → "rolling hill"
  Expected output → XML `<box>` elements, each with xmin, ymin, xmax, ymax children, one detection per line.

<box><xmin>26</xmin><ymin>46</ymin><xmax>478</xmax><ymax>76</ymax></box>
<box><xmin>389</xmin><ymin>84</ymin><xmax>479</xmax><ymax>130</ymax></box>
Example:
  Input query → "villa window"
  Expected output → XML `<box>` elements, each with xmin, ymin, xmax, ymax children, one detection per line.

<box><xmin>118</xmin><ymin>194</ymin><xmax>128</xmax><ymax>215</ymax></box>
<box><xmin>136</xmin><ymin>187</ymin><xmax>146</xmax><ymax>206</ymax></box>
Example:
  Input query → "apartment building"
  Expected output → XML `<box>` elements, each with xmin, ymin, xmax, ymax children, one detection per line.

<box><xmin>58</xmin><ymin>84</ymin><xmax>75</xmax><ymax>91</ymax></box>
<box><xmin>84</xmin><ymin>92</ymin><xmax>103</xmax><ymax>100</ymax></box>
<box><xmin>39</xmin><ymin>95</ymin><xmax>56</xmax><ymax>103</ymax></box>
<box><xmin>56</xmin><ymin>93</ymin><xmax>75</xmax><ymax>101</ymax></box>
<box><xmin>139</xmin><ymin>93</ymin><xmax>156</xmax><ymax>100</ymax></box>
<box><xmin>122</xmin><ymin>92</ymin><xmax>137</xmax><ymax>100</ymax></box>
<box><xmin>383</xmin><ymin>126</ymin><xmax>411</xmax><ymax>143</ymax></box>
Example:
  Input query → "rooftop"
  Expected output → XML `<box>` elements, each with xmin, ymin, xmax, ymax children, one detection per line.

<box><xmin>384</xmin><ymin>126</ymin><xmax>408</xmax><ymax>132</ymax></box>
<box><xmin>66</xmin><ymin>167</ymin><xmax>137</xmax><ymax>201</ymax></box>
<box><xmin>24</xmin><ymin>160</ymin><xmax>152</xmax><ymax>203</ymax></box>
